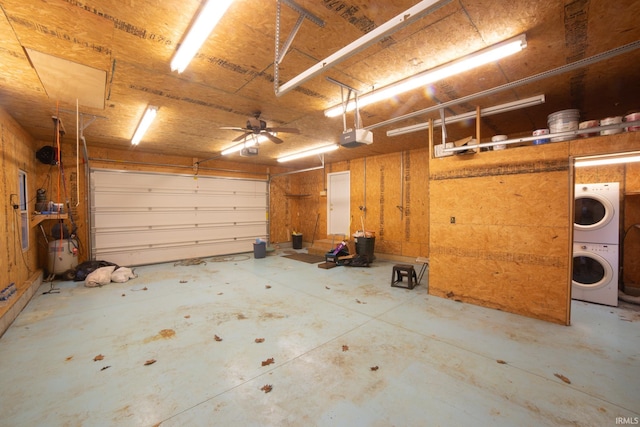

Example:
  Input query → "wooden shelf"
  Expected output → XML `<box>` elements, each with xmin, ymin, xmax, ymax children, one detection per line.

<box><xmin>31</xmin><ymin>213</ymin><xmax>68</xmax><ymax>227</ymax></box>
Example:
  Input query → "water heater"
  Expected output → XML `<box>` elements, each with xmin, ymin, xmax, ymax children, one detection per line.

<box><xmin>47</xmin><ymin>238</ymin><xmax>79</xmax><ymax>275</ymax></box>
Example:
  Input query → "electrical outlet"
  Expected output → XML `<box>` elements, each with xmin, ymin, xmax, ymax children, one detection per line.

<box><xmin>450</xmin><ymin>216</ymin><xmax>456</xmax><ymax>224</ymax></box>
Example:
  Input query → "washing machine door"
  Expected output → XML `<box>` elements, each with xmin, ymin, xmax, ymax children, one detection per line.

<box><xmin>572</xmin><ymin>249</ymin><xmax>613</xmax><ymax>289</ymax></box>
<box><xmin>574</xmin><ymin>193</ymin><xmax>614</xmax><ymax>232</ymax></box>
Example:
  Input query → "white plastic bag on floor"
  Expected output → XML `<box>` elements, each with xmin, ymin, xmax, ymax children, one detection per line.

<box><xmin>85</xmin><ymin>265</ymin><xmax>116</xmax><ymax>288</ymax></box>
<box><xmin>111</xmin><ymin>267</ymin><xmax>137</xmax><ymax>283</ymax></box>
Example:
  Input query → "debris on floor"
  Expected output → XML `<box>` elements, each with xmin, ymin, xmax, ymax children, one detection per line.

<box><xmin>261</xmin><ymin>384</ymin><xmax>273</xmax><ymax>393</ymax></box>
<box><xmin>370</xmin><ymin>366</ymin><xmax>379</xmax><ymax>371</ymax></box>
<box><xmin>214</xmin><ymin>335</ymin><xmax>223</xmax><ymax>341</ymax></box>
<box><xmin>342</xmin><ymin>345</ymin><xmax>349</xmax><ymax>352</ymax></box>
<box><xmin>93</xmin><ymin>354</ymin><xmax>104</xmax><ymax>361</ymax></box>
<box><xmin>100</xmin><ymin>366</ymin><xmax>110</xmax><ymax>371</ymax></box>
<box><xmin>144</xmin><ymin>359</ymin><xmax>156</xmax><ymax>366</ymax></box>
<box><xmin>497</xmin><ymin>360</ymin><xmax>507</xmax><ymax>364</ymax></box>
<box><xmin>255</xmin><ymin>338</ymin><xmax>265</xmax><ymax>343</ymax></box>
<box><xmin>554</xmin><ymin>373</ymin><xmax>571</xmax><ymax>384</ymax></box>
<box><xmin>261</xmin><ymin>357</ymin><xmax>274</xmax><ymax>366</ymax></box>
<box><xmin>174</xmin><ymin>258</ymin><xmax>207</xmax><ymax>266</ymax></box>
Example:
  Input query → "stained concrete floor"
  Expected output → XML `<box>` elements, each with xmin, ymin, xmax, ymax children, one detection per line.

<box><xmin>0</xmin><ymin>249</ymin><xmax>639</xmax><ymax>427</ymax></box>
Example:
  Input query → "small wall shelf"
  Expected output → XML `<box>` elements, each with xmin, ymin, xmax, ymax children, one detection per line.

<box><xmin>31</xmin><ymin>213</ymin><xmax>68</xmax><ymax>228</ymax></box>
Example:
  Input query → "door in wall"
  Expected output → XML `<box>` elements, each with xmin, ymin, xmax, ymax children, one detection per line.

<box><xmin>90</xmin><ymin>169</ymin><xmax>268</xmax><ymax>266</ymax></box>
<box><xmin>327</xmin><ymin>171</ymin><xmax>350</xmax><ymax>236</ymax></box>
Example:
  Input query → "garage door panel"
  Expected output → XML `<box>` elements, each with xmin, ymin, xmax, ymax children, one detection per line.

<box><xmin>90</xmin><ymin>170</ymin><xmax>268</xmax><ymax>266</ymax></box>
<box><xmin>93</xmin><ymin>192</ymin><xmax>266</xmax><ymax>209</ymax></box>
<box><xmin>93</xmin><ymin>240</ymin><xmax>253</xmax><ymax>267</ymax></box>
<box><xmin>92</xmin><ymin>209</ymin><xmax>266</xmax><ymax>228</ymax></box>
<box><xmin>93</xmin><ymin>224</ymin><xmax>267</xmax><ymax>248</ymax></box>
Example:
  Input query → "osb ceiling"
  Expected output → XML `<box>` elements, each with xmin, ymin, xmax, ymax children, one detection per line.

<box><xmin>0</xmin><ymin>0</ymin><xmax>639</xmax><ymax>168</ymax></box>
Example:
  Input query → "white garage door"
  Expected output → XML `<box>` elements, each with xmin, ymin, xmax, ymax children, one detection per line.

<box><xmin>90</xmin><ymin>169</ymin><xmax>268</xmax><ymax>266</ymax></box>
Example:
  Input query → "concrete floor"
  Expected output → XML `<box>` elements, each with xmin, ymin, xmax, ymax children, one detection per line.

<box><xmin>0</xmin><ymin>249</ymin><xmax>639</xmax><ymax>427</ymax></box>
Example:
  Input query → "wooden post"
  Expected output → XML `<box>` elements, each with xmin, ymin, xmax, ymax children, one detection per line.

<box><xmin>428</xmin><ymin>118</ymin><xmax>434</xmax><ymax>158</ymax></box>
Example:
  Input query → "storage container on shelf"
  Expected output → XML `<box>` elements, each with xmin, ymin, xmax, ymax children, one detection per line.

<box><xmin>578</xmin><ymin>120</ymin><xmax>599</xmax><ymax>138</ymax></box>
<box><xmin>547</xmin><ymin>109</ymin><xmax>580</xmax><ymax>142</ymax></box>
<box><xmin>491</xmin><ymin>134</ymin><xmax>507</xmax><ymax>150</ymax></box>
<box><xmin>532</xmin><ymin>128</ymin><xmax>550</xmax><ymax>145</ymax></box>
<box><xmin>624</xmin><ymin>112</ymin><xmax>640</xmax><ymax>132</ymax></box>
<box><xmin>600</xmin><ymin>116</ymin><xmax>623</xmax><ymax>136</ymax></box>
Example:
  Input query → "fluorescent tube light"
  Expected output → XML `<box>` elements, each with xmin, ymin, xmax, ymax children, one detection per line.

<box><xmin>131</xmin><ymin>106</ymin><xmax>158</xmax><ymax>146</ymax></box>
<box><xmin>276</xmin><ymin>0</ymin><xmax>450</xmax><ymax>96</ymax></box>
<box><xmin>575</xmin><ymin>152</ymin><xmax>640</xmax><ymax>167</ymax></box>
<box><xmin>171</xmin><ymin>0</ymin><xmax>235</xmax><ymax>73</ymax></box>
<box><xmin>221</xmin><ymin>134</ymin><xmax>271</xmax><ymax>156</ymax></box>
<box><xmin>277</xmin><ymin>144</ymin><xmax>339</xmax><ymax>163</ymax></box>
<box><xmin>324</xmin><ymin>34</ymin><xmax>527</xmax><ymax>118</ymax></box>
<box><xmin>387</xmin><ymin>94</ymin><xmax>545</xmax><ymax>136</ymax></box>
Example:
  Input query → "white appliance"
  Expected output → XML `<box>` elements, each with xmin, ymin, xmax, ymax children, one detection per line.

<box><xmin>574</xmin><ymin>182</ymin><xmax>619</xmax><ymax>244</ymax></box>
<box><xmin>572</xmin><ymin>242</ymin><xmax>618</xmax><ymax>306</ymax></box>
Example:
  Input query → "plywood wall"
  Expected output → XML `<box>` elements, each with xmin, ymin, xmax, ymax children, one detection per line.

<box><xmin>429</xmin><ymin>142</ymin><xmax>572</xmax><ymax>324</ymax></box>
<box><xmin>0</xmin><ymin>107</ymin><xmax>41</xmax><ymax>327</ymax></box>
<box><xmin>272</xmin><ymin>148</ymin><xmax>430</xmax><ymax>259</ymax></box>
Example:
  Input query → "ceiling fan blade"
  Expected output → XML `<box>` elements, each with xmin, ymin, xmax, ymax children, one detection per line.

<box><xmin>263</xmin><ymin>132</ymin><xmax>284</xmax><ymax>144</ymax></box>
<box><xmin>232</xmin><ymin>132</ymin><xmax>251</xmax><ymax>142</ymax></box>
<box><xmin>267</xmin><ymin>127</ymin><xmax>300</xmax><ymax>134</ymax></box>
<box><xmin>220</xmin><ymin>127</ymin><xmax>247</xmax><ymax>132</ymax></box>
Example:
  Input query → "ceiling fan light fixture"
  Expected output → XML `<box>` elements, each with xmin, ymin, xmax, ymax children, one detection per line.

<box><xmin>324</xmin><ymin>34</ymin><xmax>527</xmax><ymax>118</ymax></box>
<box><xmin>131</xmin><ymin>105</ymin><xmax>158</xmax><ymax>146</ymax></box>
<box><xmin>277</xmin><ymin>144</ymin><xmax>339</xmax><ymax>163</ymax></box>
<box><xmin>170</xmin><ymin>0</ymin><xmax>235</xmax><ymax>73</ymax></box>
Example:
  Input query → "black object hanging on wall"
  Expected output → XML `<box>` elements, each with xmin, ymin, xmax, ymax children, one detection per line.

<box><xmin>36</xmin><ymin>146</ymin><xmax>58</xmax><ymax>165</ymax></box>
<box><xmin>36</xmin><ymin>116</ymin><xmax>64</xmax><ymax>165</ymax></box>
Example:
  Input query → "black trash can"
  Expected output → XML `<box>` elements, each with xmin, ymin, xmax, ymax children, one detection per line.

<box><xmin>356</xmin><ymin>237</ymin><xmax>375</xmax><ymax>262</ymax></box>
<box><xmin>253</xmin><ymin>241</ymin><xmax>266</xmax><ymax>259</ymax></box>
<box><xmin>292</xmin><ymin>233</ymin><xmax>303</xmax><ymax>249</ymax></box>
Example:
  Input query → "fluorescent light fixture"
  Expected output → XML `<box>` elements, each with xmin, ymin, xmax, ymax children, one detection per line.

<box><xmin>324</xmin><ymin>34</ymin><xmax>527</xmax><ymax>118</ymax></box>
<box><xmin>277</xmin><ymin>144</ymin><xmax>339</xmax><ymax>163</ymax></box>
<box><xmin>131</xmin><ymin>105</ymin><xmax>158</xmax><ymax>146</ymax></box>
<box><xmin>575</xmin><ymin>151</ymin><xmax>640</xmax><ymax>167</ymax></box>
<box><xmin>221</xmin><ymin>134</ymin><xmax>272</xmax><ymax>156</ymax></box>
<box><xmin>387</xmin><ymin>94</ymin><xmax>544</xmax><ymax>137</ymax></box>
<box><xmin>171</xmin><ymin>0</ymin><xmax>234</xmax><ymax>73</ymax></box>
<box><xmin>276</xmin><ymin>0</ymin><xmax>450</xmax><ymax>96</ymax></box>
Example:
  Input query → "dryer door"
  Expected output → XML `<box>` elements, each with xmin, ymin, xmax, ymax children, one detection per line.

<box><xmin>572</xmin><ymin>249</ymin><xmax>614</xmax><ymax>289</ymax></box>
<box><xmin>574</xmin><ymin>193</ymin><xmax>614</xmax><ymax>232</ymax></box>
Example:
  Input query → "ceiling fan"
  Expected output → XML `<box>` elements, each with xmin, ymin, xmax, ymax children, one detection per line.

<box><xmin>221</xmin><ymin>112</ymin><xmax>300</xmax><ymax>144</ymax></box>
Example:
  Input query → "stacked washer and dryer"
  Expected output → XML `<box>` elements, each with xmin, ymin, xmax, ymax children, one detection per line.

<box><xmin>573</xmin><ymin>182</ymin><xmax>620</xmax><ymax>306</ymax></box>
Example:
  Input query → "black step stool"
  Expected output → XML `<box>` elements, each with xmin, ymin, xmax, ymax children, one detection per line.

<box><xmin>391</xmin><ymin>264</ymin><xmax>418</xmax><ymax>289</ymax></box>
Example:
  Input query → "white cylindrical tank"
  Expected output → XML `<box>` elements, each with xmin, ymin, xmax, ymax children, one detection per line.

<box><xmin>47</xmin><ymin>238</ymin><xmax>79</xmax><ymax>275</ymax></box>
